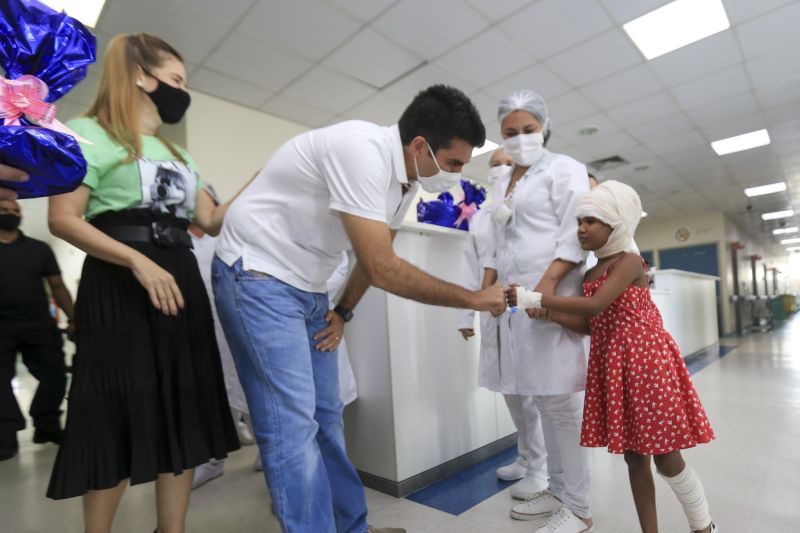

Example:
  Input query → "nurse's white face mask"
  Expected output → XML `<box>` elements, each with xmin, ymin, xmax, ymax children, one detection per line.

<box><xmin>503</xmin><ymin>132</ymin><xmax>544</xmax><ymax>167</ymax></box>
<box><xmin>415</xmin><ymin>142</ymin><xmax>461</xmax><ymax>193</ymax></box>
<box><xmin>488</xmin><ymin>164</ymin><xmax>512</xmax><ymax>182</ymax></box>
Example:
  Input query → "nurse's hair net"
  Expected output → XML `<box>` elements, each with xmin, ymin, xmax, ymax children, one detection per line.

<box><xmin>497</xmin><ymin>90</ymin><xmax>551</xmax><ymax>136</ymax></box>
<box><xmin>576</xmin><ymin>180</ymin><xmax>642</xmax><ymax>258</ymax></box>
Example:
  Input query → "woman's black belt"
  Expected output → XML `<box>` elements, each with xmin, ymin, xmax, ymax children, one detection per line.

<box><xmin>101</xmin><ymin>222</ymin><xmax>193</xmax><ymax>248</ymax></box>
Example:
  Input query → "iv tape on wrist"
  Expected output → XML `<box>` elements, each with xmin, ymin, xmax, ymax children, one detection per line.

<box><xmin>516</xmin><ymin>287</ymin><xmax>542</xmax><ymax>309</ymax></box>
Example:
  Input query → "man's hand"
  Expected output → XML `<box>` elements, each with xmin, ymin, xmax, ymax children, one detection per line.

<box><xmin>473</xmin><ymin>284</ymin><xmax>506</xmax><ymax>317</ymax></box>
<box><xmin>459</xmin><ymin>328</ymin><xmax>475</xmax><ymax>340</ymax></box>
<box><xmin>313</xmin><ymin>310</ymin><xmax>344</xmax><ymax>352</ymax></box>
<box><xmin>0</xmin><ymin>164</ymin><xmax>28</xmax><ymax>200</ymax></box>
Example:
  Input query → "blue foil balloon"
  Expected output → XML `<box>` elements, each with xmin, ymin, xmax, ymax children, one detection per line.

<box><xmin>0</xmin><ymin>0</ymin><xmax>96</xmax><ymax>198</ymax></box>
<box><xmin>417</xmin><ymin>180</ymin><xmax>487</xmax><ymax>231</ymax></box>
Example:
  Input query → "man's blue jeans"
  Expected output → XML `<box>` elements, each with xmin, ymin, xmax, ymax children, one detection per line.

<box><xmin>213</xmin><ymin>257</ymin><xmax>368</xmax><ymax>533</ymax></box>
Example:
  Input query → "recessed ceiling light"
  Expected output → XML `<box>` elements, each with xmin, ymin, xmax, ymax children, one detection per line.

<box><xmin>762</xmin><ymin>210</ymin><xmax>794</xmax><ymax>221</ymax></box>
<box><xmin>623</xmin><ymin>0</ymin><xmax>730</xmax><ymax>60</ymax></box>
<box><xmin>744</xmin><ymin>182</ymin><xmax>786</xmax><ymax>197</ymax></box>
<box><xmin>472</xmin><ymin>139</ymin><xmax>498</xmax><ymax>158</ymax></box>
<box><xmin>787</xmin><ymin>246</ymin><xmax>800</xmax><ymax>252</ymax></box>
<box><xmin>773</xmin><ymin>227</ymin><xmax>799</xmax><ymax>235</ymax></box>
<box><xmin>641</xmin><ymin>211</ymin><xmax>648</xmax><ymax>218</ymax></box>
<box><xmin>39</xmin><ymin>0</ymin><xmax>106</xmax><ymax>27</ymax></box>
<box><xmin>780</xmin><ymin>237</ymin><xmax>800</xmax><ymax>245</ymax></box>
<box><xmin>711</xmin><ymin>129</ymin><xmax>770</xmax><ymax>156</ymax></box>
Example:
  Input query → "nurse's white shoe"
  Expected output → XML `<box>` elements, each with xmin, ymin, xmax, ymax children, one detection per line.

<box><xmin>510</xmin><ymin>474</ymin><xmax>550</xmax><ymax>500</ymax></box>
<box><xmin>534</xmin><ymin>507</ymin><xmax>594</xmax><ymax>533</ymax></box>
<box><xmin>510</xmin><ymin>490</ymin><xmax>562</xmax><ymax>520</ymax></box>
<box><xmin>496</xmin><ymin>457</ymin><xmax>528</xmax><ymax>481</ymax></box>
<box><xmin>191</xmin><ymin>460</ymin><xmax>225</xmax><ymax>489</ymax></box>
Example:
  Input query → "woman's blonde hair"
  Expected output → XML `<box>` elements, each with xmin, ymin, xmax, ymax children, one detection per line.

<box><xmin>85</xmin><ymin>33</ymin><xmax>186</xmax><ymax>163</ymax></box>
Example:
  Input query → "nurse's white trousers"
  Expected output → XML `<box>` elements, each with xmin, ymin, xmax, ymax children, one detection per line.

<box><xmin>503</xmin><ymin>394</ymin><xmax>548</xmax><ymax>482</ymax></box>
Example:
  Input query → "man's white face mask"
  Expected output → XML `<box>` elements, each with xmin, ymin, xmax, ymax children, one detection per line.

<box><xmin>488</xmin><ymin>164</ymin><xmax>512</xmax><ymax>182</ymax></box>
<box><xmin>415</xmin><ymin>142</ymin><xmax>461</xmax><ymax>193</ymax></box>
<box><xmin>503</xmin><ymin>132</ymin><xmax>544</xmax><ymax>167</ymax></box>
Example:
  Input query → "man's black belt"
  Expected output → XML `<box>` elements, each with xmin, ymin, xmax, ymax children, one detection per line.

<box><xmin>101</xmin><ymin>222</ymin><xmax>193</xmax><ymax>248</ymax></box>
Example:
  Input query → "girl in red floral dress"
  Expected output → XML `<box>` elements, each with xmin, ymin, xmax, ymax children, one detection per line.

<box><xmin>508</xmin><ymin>181</ymin><xmax>716</xmax><ymax>533</ymax></box>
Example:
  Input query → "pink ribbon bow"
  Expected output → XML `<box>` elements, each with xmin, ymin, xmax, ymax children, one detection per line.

<box><xmin>0</xmin><ymin>75</ymin><xmax>57</xmax><ymax>125</ymax></box>
<box><xmin>0</xmin><ymin>74</ymin><xmax>90</xmax><ymax>143</ymax></box>
<box><xmin>454</xmin><ymin>201</ymin><xmax>479</xmax><ymax>228</ymax></box>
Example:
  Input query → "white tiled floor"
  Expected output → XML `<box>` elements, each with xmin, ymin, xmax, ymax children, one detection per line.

<box><xmin>2</xmin><ymin>316</ymin><xmax>799</xmax><ymax>532</ymax></box>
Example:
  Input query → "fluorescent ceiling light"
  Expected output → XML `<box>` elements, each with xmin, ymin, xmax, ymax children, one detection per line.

<box><xmin>745</xmin><ymin>182</ymin><xmax>786</xmax><ymax>197</ymax></box>
<box><xmin>787</xmin><ymin>246</ymin><xmax>800</xmax><ymax>252</ymax></box>
<box><xmin>711</xmin><ymin>129</ymin><xmax>770</xmax><ymax>156</ymax></box>
<box><xmin>762</xmin><ymin>210</ymin><xmax>794</xmax><ymax>221</ymax></box>
<box><xmin>39</xmin><ymin>0</ymin><xmax>106</xmax><ymax>27</ymax></box>
<box><xmin>781</xmin><ymin>238</ymin><xmax>800</xmax><ymax>245</ymax></box>
<box><xmin>623</xmin><ymin>0</ymin><xmax>730</xmax><ymax>60</ymax></box>
<box><xmin>642</xmin><ymin>211</ymin><xmax>648</xmax><ymax>218</ymax></box>
<box><xmin>773</xmin><ymin>227</ymin><xmax>799</xmax><ymax>235</ymax></box>
<box><xmin>472</xmin><ymin>139</ymin><xmax>499</xmax><ymax>158</ymax></box>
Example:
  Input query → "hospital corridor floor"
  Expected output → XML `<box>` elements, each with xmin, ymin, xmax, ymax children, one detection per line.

<box><xmin>2</xmin><ymin>316</ymin><xmax>799</xmax><ymax>532</ymax></box>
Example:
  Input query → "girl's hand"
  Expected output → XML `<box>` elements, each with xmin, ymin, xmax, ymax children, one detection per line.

<box><xmin>130</xmin><ymin>254</ymin><xmax>185</xmax><ymax>315</ymax></box>
<box><xmin>526</xmin><ymin>308</ymin><xmax>550</xmax><ymax>320</ymax></box>
<box><xmin>505</xmin><ymin>283</ymin><xmax>519</xmax><ymax>307</ymax></box>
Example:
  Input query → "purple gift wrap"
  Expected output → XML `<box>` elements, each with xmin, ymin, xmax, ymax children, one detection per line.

<box><xmin>0</xmin><ymin>0</ymin><xmax>96</xmax><ymax>198</ymax></box>
<box><xmin>417</xmin><ymin>179</ymin><xmax>487</xmax><ymax>231</ymax></box>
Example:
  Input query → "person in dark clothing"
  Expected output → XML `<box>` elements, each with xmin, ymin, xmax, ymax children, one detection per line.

<box><xmin>0</xmin><ymin>198</ymin><xmax>74</xmax><ymax>460</ymax></box>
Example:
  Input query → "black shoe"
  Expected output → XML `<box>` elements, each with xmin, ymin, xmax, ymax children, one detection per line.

<box><xmin>0</xmin><ymin>434</ymin><xmax>19</xmax><ymax>461</ymax></box>
<box><xmin>33</xmin><ymin>428</ymin><xmax>63</xmax><ymax>445</ymax></box>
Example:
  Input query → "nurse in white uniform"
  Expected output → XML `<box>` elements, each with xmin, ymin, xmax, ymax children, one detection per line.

<box><xmin>485</xmin><ymin>91</ymin><xmax>593</xmax><ymax>533</ymax></box>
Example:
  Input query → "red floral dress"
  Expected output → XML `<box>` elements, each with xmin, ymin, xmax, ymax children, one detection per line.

<box><xmin>580</xmin><ymin>265</ymin><xmax>715</xmax><ymax>455</ymax></box>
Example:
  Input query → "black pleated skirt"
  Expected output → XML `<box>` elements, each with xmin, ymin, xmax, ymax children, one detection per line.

<box><xmin>47</xmin><ymin>211</ymin><xmax>240</xmax><ymax>499</ymax></box>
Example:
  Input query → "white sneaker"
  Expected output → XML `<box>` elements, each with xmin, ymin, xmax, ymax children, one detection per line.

<box><xmin>510</xmin><ymin>491</ymin><xmax>562</xmax><ymax>520</ymax></box>
<box><xmin>496</xmin><ymin>457</ymin><xmax>528</xmax><ymax>481</ymax></box>
<box><xmin>236</xmin><ymin>417</ymin><xmax>255</xmax><ymax>445</ymax></box>
<box><xmin>692</xmin><ymin>522</ymin><xmax>717</xmax><ymax>533</ymax></box>
<box><xmin>253</xmin><ymin>454</ymin><xmax>263</xmax><ymax>472</ymax></box>
<box><xmin>534</xmin><ymin>507</ymin><xmax>593</xmax><ymax>533</ymax></box>
<box><xmin>192</xmin><ymin>460</ymin><xmax>225</xmax><ymax>489</ymax></box>
<box><xmin>510</xmin><ymin>474</ymin><xmax>550</xmax><ymax>500</ymax></box>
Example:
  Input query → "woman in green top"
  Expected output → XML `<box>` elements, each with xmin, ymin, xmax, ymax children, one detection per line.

<box><xmin>46</xmin><ymin>33</ymin><xmax>240</xmax><ymax>533</ymax></box>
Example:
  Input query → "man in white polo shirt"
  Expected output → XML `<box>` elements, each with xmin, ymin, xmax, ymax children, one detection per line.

<box><xmin>213</xmin><ymin>85</ymin><xmax>506</xmax><ymax>533</ymax></box>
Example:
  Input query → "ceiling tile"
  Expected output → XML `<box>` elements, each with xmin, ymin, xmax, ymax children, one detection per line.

<box><xmin>735</xmin><ymin>1</ymin><xmax>800</xmax><ymax>59</ymax></box>
<box><xmin>205</xmin><ymin>33</ymin><xmax>313</xmax><ymax>92</ymax></box>
<box><xmin>436</xmin><ymin>28</ymin><xmax>534</xmax><ymax>90</ymax></box>
<box><xmin>324</xmin><ymin>0</ymin><xmax>395</xmax><ymax>21</ymax></box>
<box><xmin>547</xmin><ymin>91</ymin><xmax>600</xmax><ymax>126</ymax></box>
<box><xmin>723</xmin><ymin>0</ymin><xmax>795</xmax><ymax>24</ymax></box>
<box><xmin>627</xmin><ymin>113</ymin><xmax>695</xmax><ymax>144</ymax></box>
<box><xmin>615</xmin><ymin>144</ymin><xmax>656</xmax><ymax>165</ymax></box>
<box><xmin>670</xmin><ymin>65</ymin><xmax>752</xmax><ymax>110</ymax></box>
<box><xmin>261</xmin><ymin>95</ymin><xmax>334</xmax><ymax>128</ymax></box>
<box><xmin>468</xmin><ymin>91</ymin><xmax>503</xmax><ymax>136</ymax></box>
<box><xmin>282</xmin><ymin>67</ymin><xmax>376</xmax><ymax>114</ymax></box>
<box><xmin>646</xmin><ymin>129</ymin><xmax>708</xmax><ymax>157</ymax></box>
<box><xmin>606</xmin><ymin>91</ymin><xmax>680</xmax><ymax>129</ymax></box>
<box><xmin>755</xmin><ymin>75</ymin><xmax>800</xmax><ymax>110</ymax></box>
<box><xmin>382</xmin><ymin>63</ymin><xmax>475</xmax><ymax>103</ymax></box>
<box><xmin>483</xmin><ymin>63</ymin><xmax>570</xmax><ymax>102</ymax></box>
<box><xmin>684</xmin><ymin>91</ymin><xmax>761</xmax><ymax>130</ymax></box>
<box><xmin>746</xmin><ymin>48</ymin><xmax>800</xmax><ymax>90</ymax></box>
<box><xmin>648</xmin><ymin>31</ymin><xmax>742</xmax><ymax>87</ymax></box>
<box><xmin>500</xmin><ymin>0</ymin><xmax>615</xmax><ymax>60</ymax></box>
<box><xmin>558</xmin><ymin>113</ymin><xmax>621</xmax><ymax>145</ymax></box>
<box><xmin>545</xmin><ymin>30</ymin><xmax>643</xmax><ymax>87</ymax></box>
<box><xmin>239</xmin><ymin>0</ymin><xmax>360</xmax><ymax>61</ymax></box>
<box><xmin>575</xmin><ymin>130</ymin><xmax>640</xmax><ymax>161</ymax></box>
<box><xmin>579</xmin><ymin>63</ymin><xmax>663</xmax><ymax>109</ymax></box>
<box><xmin>464</xmin><ymin>0</ymin><xmax>531</xmax><ymax>21</ymax></box>
<box><xmin>97</xmin><ymin>0</ymin><xmax>229</xmax><ymax>63</ymax></box>
<box><xmin>325</xmin><ymin>29</ymin><xmax>423</xmax><ymax>88</ymax></box>
<box><xmin>702</xmin><ymin>111</ymin><xmax>767</xmax><ymax>141</ymax></box>
<box><xmin>339</xmin><ymin>92</ymin><xmax>407</xmax><ymax>125</ymax></box>
<box><xmin>599</xmin><ymin>0</ymin><xmax>670</xmax><ymax>24</ymax></box>
<box><xmin>172</xmin><ymin>0</ymin><xmax>255</xmax><ymax>24</ymax></box>
<box><xmin>372</xmin><ymin>0</ymin><xmax>489</xmax><ymax>60</ymax></box>
<box><xmin>189</xmin><ymin>68</ymin><xmax>273</xmax><ymax>108</ymax></box>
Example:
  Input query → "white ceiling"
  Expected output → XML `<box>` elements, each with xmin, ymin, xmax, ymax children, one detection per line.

<box><xmin>47</xmin><ymin>0</ymin><xmax>800</xmax><ymax>255</ymax></box>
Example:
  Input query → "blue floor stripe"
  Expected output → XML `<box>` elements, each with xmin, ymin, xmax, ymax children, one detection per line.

<box><xmin>406</xmin><ymin>343</ymin><xmax>737</xmax><ymax>516</ymax></box>
<box><xmin>405</xmin><ymin>445</ymin><xmax>518</xmax><ymax>515</ymax></box>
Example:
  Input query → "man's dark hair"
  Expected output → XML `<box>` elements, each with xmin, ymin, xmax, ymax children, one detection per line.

<box><xmin>398</xmin><ymin>85</ymin><xmax>486</xmax><ymax>152</ymax></box>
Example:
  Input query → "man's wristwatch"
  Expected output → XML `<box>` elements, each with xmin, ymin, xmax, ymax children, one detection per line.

<box><xmin>333</xmin><ymin>304</ymin><xmax>353</xmax><ymax>323</ymax></box>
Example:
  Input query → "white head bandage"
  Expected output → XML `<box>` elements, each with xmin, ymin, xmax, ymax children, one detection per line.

<box><xmin>576</xmin><ymin>180</ymin><xmax>642</xmax><ymax>258</ymax></box>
